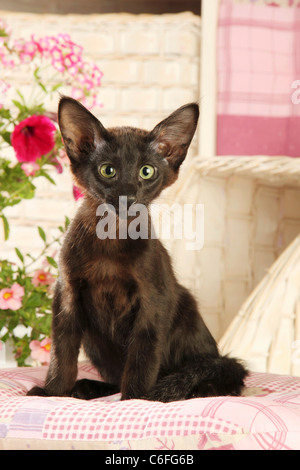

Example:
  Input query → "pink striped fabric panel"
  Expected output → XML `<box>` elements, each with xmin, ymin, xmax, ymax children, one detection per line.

<box><xmin>217</xmin><ymin>0</ymin><xmax>300</xmax><ymax>156</ymax></box>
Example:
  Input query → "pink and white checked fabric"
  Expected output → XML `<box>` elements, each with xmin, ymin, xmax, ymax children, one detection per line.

<box><xmin>1</xmin><ymin>362</ymin><xmax>300</xmax><ymax>449</ymax></box>
<box><xmin>217</xmin><ymin>0</ymin><xmax>300</xmax><ymax>156</ymax></box>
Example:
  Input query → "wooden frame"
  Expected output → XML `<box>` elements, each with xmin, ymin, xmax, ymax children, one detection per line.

<box><xmin>198</xmin><ymin>0</ymin><xmax>219</xmax><ymax>157</ymax></box>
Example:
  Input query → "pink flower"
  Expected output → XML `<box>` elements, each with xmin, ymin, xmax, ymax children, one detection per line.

<box><xmin>21</xmin><ymin>162</ymin><xmax>40</xmax><ymax>176</ymax></box>
<box><xmin>0</xmin><ymin>79</ymin><xmax>10</xmax><ymax>109</ymax></box>
<box><xmin>12</xmin><ymin>33</ymin><xmax>102</xmax><ymax>111</ymax></box>
<box><xmin>0</xmin><ymin>19</ymin><xmax>11</xmax><ymax>39</ymax></box>
<box><xmin>14</xmin><ymin>38</ymin><xmax>38</xmax><ymax>63</ymax></box>
<box><xmin>58</xmin><ymin>148</ymin><xmax>70</xmax><ymax>166</ymax></box>
<box><xmin>73</xmin><ymin>185</ymin><xmax>84</xmax><ymax>201</ymax></box>
<box><xmin>0</xmin><ymin>283</ymin><xmax>24</xmax><ymax>311</ymax></box>
<box><xmin>29</xmin><ymin>338</ymin><xmax>51</xmax><ymax>365</ymax></box>
<box><xmin>11</xmin><ymin>115</ymin><xmax>56</xmax><ymax>163</ymax></box>
<box><xmin>32</xmin><ymin>269</ymin><xmax>55</xmax><ymax>288</ymax></box>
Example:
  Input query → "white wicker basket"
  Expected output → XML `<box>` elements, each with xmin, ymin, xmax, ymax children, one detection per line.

<box><xmin>161</xmin><ymin>155</ymin><xmax>300</xmax><ymax>375</ymax></box>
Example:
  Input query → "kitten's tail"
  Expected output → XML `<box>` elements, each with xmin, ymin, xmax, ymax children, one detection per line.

<box><xmin>144</xmin><ymin>354</ymin><xmax>248</xmax><ymax>402</ymax></box>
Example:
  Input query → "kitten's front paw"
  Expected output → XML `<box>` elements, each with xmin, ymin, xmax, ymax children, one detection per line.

<box><xmin>26</xmin><ymin>386</ymin><xmax>48</xmax><ymax>397</ymax></box>
<box><xmin>71</xmin><ymin>379</ymin><xmax>120</xmax><ymax>400</ymax></box>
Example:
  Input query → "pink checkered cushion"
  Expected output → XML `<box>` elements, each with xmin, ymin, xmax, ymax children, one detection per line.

<box><xmin>1</xmin><ymin>362</ymin><xmax>300</xmax><ymax>449</ymax></box>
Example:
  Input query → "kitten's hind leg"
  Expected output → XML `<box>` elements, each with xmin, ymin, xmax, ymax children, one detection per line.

<box><xmin>71</xmin><ymin>379</ymin><xmax>120</xmax><ymax>400</ymax></box>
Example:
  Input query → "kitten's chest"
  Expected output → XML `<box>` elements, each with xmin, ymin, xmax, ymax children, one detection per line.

<box><xmin>82</xmin><ymin>257</ymin><xmax>139</xmax><ymax>329</ymax></box>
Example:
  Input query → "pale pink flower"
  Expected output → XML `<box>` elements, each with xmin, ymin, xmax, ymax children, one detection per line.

<box><xmin>0</xmin><ymin>45</ymin><xmax>15</xmax><ymax>68</ymax></box>
<box><xmin>58</xmin><ymin>148</ymin><xmax>70</xmax><ymax>166</ymax></box>
<box><xmin>50</xmin><ymin>156</ymin><xmax>63</xmax><ymax>174</ymax></box>
<box><xmin>49</xmin><ymin>149</ymin><xmax>70</xmax><ymax>174</ymax></box>
<box><xmin>51</xmin><ymin>46</ymin><xmax>65</xmax><ymax>72</ymax></box>
<box><xmin>34</xmin><ymin>35</ymin><xmax>51</xmax><ymax>55</ymax></box>
<box><xmin>30</xmin><ymin>338</ymin><xmax>51</xmax><ymax>364</ymax></box>
<box><xmin>21</xmin><ymin>162</ymin><xmax>40</xmax><ymax>176</ymax></box>
<box><xmin>14</xmin><ymin>38</ymin><xmax>38</xmax><ymax>63</ymax></box>
<box><xmin>13</xmin><ymin>33</ymin><xmax>103</xmax><ymax>110</ymax></box>
<box><xmin>0</xmin><ymin>283</ymin><xmax>24</xmax><ymax>311</ymax></box>
<box><xmin>0</xmin><ymin>19</ymin><xmax>11</xmax><ymax>38</ymax></box>
<box><xmin>71</xmin><ymin>87</ymin><xmax>85</xmax><ymax>101</ymax></box>
<box><xmin>32</xmin><ymin>269</ymin><xmax>55</xmax><ymax>288</ymax></box>
<box><xmin>0</xmin><ymin>79</ymin><xmax>10</xmax><ymax>109</ymax></box>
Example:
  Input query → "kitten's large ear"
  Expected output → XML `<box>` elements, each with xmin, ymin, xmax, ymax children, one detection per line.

<box><xmin>150</xmin><ymin>103</ymin><xmax>199</xmax><ymax>170</ymax></box>
<box><xmin>58</xmin><ymin>97</ymin><xmax>108</xmax><ymax>162</ymax></box>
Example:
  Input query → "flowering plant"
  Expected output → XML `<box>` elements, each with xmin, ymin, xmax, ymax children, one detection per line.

<box><xmin>0</xmin><ymin>19</ymin><xmax>101</xmax><ymax>365</ymax></box>
<box><xmin>0</xmin><ymin>20</ymin><xmax>101</xmax><ymax>238</ymax></box>
<box><xmin>0</xmin><ymin>219</ymin><xmax>69</xmax><ymax>366</ymax></box>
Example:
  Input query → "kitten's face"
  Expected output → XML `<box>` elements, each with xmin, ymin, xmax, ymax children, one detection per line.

<box><xmin>58</xmin><ymin>98</ymin><xmax>199</xmax><ymax>212</ymax></box>
<box><xmin>73</xmin><ymin>126</ymin><xmax>171</xmax><ymax>210</ymax></box>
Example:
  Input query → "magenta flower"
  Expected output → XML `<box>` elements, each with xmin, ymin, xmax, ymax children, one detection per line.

<box><xmin>73</xmin><ymin>185</ymin><xmax>84</xmax><ymax>201</ymax></box>
<box><xmin>0</xmin><ymin>283</ymin><xmax>24</xmax><ymax>311</ymax></box>
<box><xmin>29</xmin><ymin>338</ymin><xmax>51</xmax><ymax>365</ymax></box>
<box><xmin>11</xmin><ymin>115</ymin><xmax>56</xmax><ymax>163</ymax></box>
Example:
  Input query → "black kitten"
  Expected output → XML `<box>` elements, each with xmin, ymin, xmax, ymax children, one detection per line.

<box><xmin>27</xmin><ymin>98</ymin><xmax>247</xmax><ymax>401</ymax></box>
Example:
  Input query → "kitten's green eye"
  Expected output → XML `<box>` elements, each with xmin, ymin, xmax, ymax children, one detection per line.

<box><xmin>99</xmin><ymin>164</ymin><xmax>116</xmax><ymax>179</ymax></box>
<box><xmin>140</xmin><ymin>165</ymin><xmax>155</xmax><ymax>180</ymax></box>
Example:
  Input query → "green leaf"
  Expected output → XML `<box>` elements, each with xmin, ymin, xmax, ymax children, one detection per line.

<box><xmin>26</xmin><ymin>293</ymin><xmax>42</xmax><ymax>308</ymax></box>
<box><xmin>51</xmin><ymin>82</ymin><xmax>63</xmax><ymax>92</ymax></box>
<box><xmin>0</xmin><ymin>28</ymin><xmax>8</xmax><ymax>38</ymax></box>
<box><xmin>15</xmin><ymin>247</ymin><xmax>24</xmax><ymax>263</ymax></box>
<box><xmin>0</xmin><ymin>317</ymin><xmax>7</xmax><ymax>330</ymax></box>
<box><xmin>46</xmin><ymin>256</ymin><xmax>58</xmax><ymax>269</ymax></box>
<box><xmin>38</xmin><ymin>226</ymin><xmax>46</xmax><ymax>242</ymax></box>
<box><xmin>0</xmin><ymin>331</ymin><xmax>9</xmax><ymax>342</ymax></box>
<box><xmin>22</xmin><ymin>182</ymin><xmax>36</xmax><ymax>200</ymax></box>
<box><xmin>39</xmin><ymin>170</ymin><xmax>56</xmax><ymax>185</ymax></box>
<box><xmin>0</xmin><ymin>108</ymin><xmax>11</xmax><ymax>119</ymax></box>
<box><xmin>65</xmin><ymin>216</ymin><xmax>70</xmax><ymax>229</ymax></box>
<box><xmin>1</xmin><ymin>131</ymin><xmax>11</xmax><ymax>144</ymax></box>
<box><xmin>1</xmin><ymin>213</ymin><xmax>9</xmax><ymax>240</ymax></box>
<box><xmin>8</xmin><ymin>316</ymin><xmax>19</xmax><ymax>331</ymax></box>
<box><xmin>38</xmin><ymin>81</ymin><xmax>47</xmax><ymax>93</ymax></box>
<box><xmin>12</xmin><ymin>99</ymin><xmax>26</xmax><ymax>112</ymax></box>
<box><xmin>33</xmin><ymin>67</ymin><xmax>41</xmax><ymax>81</ymax></box>
<box><xmin>16</xmin><ymin>89</ymin><xmax>26</xmax><ymax>105</ymax></box>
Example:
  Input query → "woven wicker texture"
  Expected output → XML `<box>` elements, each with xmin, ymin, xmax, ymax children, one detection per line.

<box><xmin>160</xmin><ymin>156</ymin><xmax>300</xmax><ymax>376</ymax></box>
<box><xmin>219</xmin><ymin>231</ymin><xmax>300</xmax><ymax>376</ymax></box>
